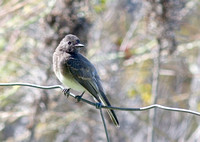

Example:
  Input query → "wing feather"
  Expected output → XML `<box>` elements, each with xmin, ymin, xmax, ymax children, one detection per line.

<box><xmin>65</xmin><ymin>55</ymin><xmax>101</xmax><ymax>102</ymax></box>
<box><xmin>64</xmin><ymin>53</ymin><xmax>119</xmax><ymax>126</ymax></box>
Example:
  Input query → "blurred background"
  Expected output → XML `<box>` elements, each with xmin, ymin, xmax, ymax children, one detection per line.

<box><xmin>0</xmin><ymin>0</ymin><xmax>200</xmax><ymax>141</ymax></box>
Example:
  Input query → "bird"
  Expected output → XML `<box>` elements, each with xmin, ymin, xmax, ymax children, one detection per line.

<box><xmin>53</xmin><ymin>34</ymin><xmax>119</xmax><ymax>127</ymax></box>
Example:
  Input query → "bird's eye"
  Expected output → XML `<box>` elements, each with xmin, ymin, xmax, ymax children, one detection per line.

<box><xmin>68</xmin><ymin>41</ymin><xmax>71</xmax><ymax>45</ymax></box>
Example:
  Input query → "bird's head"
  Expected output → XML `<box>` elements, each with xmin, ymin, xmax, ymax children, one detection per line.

<box><xmin>57</xmin><ymin>34</ymin><xmax>84</xmax><ymax>53</ymax></box>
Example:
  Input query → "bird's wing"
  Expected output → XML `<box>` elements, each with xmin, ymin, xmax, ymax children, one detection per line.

<box><xmin>65</xmin><ymin>55</ymin><xmax>101</xmax><ymax>102</ymax></box>
<box><xmin>65</xmin><ymin>55</ymin><xmax>119</xmax><ymax>126</ymax></box>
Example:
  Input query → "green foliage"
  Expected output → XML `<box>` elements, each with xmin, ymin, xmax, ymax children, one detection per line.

<box><xmin>0</xmin><ymin>86</ymin><xmax>20</xmax><ymax>108</ymax></box>
<box><xmin>138</xmin><ymin>83</ymin><xmax>152</xmax><ymax>105</ymax></box>
<box><xmin>127</xmin><ymin>83</ymin><xmax>152</xmax><ymax>105</ymax></box>
<box><xmin>0</xmin><ymin>62</ymin><xmax>19</xmax><ymax>80</ymax></box>
<box><xmin>127</xmin><ymin>87</ymin><xmax>138</xmax><ymax>97</ymax></box>
<box><xmin>93</xmin><ymin>0</ymin><xmax>107</xmax><ymax>13</ymax></box>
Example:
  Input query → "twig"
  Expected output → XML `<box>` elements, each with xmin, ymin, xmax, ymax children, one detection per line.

<box><xmin>0</xmin><ymin>0</ymin><xmax>30</xmax><ymax>18</ymax></box>
<box><xmin>148</xmin><ymin>38</ymin><xmax>162</xmax><ymax>142</ymax></box>
<box><xmin>119</xmin><ymin>5</ymin><xmax>143</xmax><ymax>51</ymax></box>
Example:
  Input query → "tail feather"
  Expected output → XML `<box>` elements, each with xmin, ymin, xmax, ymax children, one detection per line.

<box><xmin>106</xmin><ymin>107</ymin><xmax>120</xmax><ymax>127</ymax></box>
<box><xmin>99</xmin><ymin>90</ymin><xmax>119</xmax><ymax>127</ymax></box>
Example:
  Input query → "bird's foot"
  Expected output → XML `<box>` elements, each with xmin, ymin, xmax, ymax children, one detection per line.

<box><xmin>62</xmin><ymin>88</ymin><xmax>71</xmax><ymax>97</ymax></box>
<box><xmin>95</xmin><ymin>102</ymin><xmax>102</xmax><ymax>109</ymax></box>
<box><xmin>75</xmin><ymin>91</ymin><xmax>85</xmax><ymax>102</ymax></box>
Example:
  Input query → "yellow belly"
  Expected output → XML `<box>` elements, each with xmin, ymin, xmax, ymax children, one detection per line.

<box><xmin>56</xmin><ymin>70</ymin><xmax>85</xmax><ymax>92</ymax></box>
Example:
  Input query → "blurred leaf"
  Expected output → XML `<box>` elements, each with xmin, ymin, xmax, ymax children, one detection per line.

<box><xmin>0</xmin><ymin>62</ymin><xmax>19</xmax><ymax>78</ymax></box>
<box><xmin>93</xmin><ymin>0</ymin><xmax>107</xmax><ymax>13</ymax></box>
<box><xmin>94</xmin><ymin>4</ymin><xmax>106</xmax><ymax>13</ymax></box>
<box><xmin>138</xmin><ymin>84</ymin><xmax>152</xmax><ymax>104</ymax></box>
<box><xmin>0</xmin><ymin>86</ymin><xmax>20</xmax><ymax>107</ymax></box>
<box><xmin>141</xmin><ymin>92</ymin><xmax>151</xmax><ymax>105</ymax></box>
<box><xmin>127</xmin><ymin>88</ymin><xmax>137</xmax><ymax>98</ymax></box>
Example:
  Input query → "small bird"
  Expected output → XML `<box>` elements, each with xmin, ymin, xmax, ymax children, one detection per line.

<box><xmin>53</xmin><ymin>34</ymin><xmax>119</xmax><ymax>127</ymax></box>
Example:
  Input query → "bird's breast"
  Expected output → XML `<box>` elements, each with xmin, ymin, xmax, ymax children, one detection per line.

<box><xmin>53</xmin><ymin>52</ymin><xmax>85</xmax><ymax>92</ymax></box>
<box><xmin>56</xmin><ymin>69</ymin><xmax>85</xmax><ymax>92</ymax></box>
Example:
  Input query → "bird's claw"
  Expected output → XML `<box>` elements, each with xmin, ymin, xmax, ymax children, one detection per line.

<box><xmin>75</xmin><ymin>91</ymin><xmax>85</xmax><ymax>102</ymax></box>
<box><xmin>62</xmin><ymin>88</ymin><xmax>71</xmax><ymax>97</ymax></box>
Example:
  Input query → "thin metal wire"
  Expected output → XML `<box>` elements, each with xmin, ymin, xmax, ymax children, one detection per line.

<box><xmin>1</xmin><ymin>83</ymin><xmax>200</xmax><ymax>116</ymax></box>
<box><xmin>0</xmin><ymin>82</ymin><xmax>64</xmax><ymax>90</ymax></box>
<box><xmin>1</xmin><ymin>82</ymin><xmax>200</xmax><ymax>142</ymax></box>
<box><xmin>99</xmin><ymin>106</ymin><xmax>110</xmax><ymax>142</ymax></box>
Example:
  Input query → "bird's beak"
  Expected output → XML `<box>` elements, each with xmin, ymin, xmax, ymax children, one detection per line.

<box><xmin>74</xmin><ymin>43</ymin><xmax>84</xmax><ymax>48</ymax></box>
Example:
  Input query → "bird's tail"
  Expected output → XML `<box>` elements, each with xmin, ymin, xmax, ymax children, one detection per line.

<box><xmin>99</xmin><ymin>90</ymin><xmax>119</xmax><ymax>127</ymax></box>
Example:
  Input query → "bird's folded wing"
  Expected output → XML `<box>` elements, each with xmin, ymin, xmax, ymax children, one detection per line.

<box><xmin>65</xmin><ymin>58</ymin><xmax>101</xmax><ymax>102</ymax></box>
